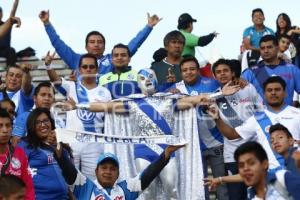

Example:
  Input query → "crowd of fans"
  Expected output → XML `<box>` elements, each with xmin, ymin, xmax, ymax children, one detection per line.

<box><xmin>1</xmin><ymin>1</ymin><xmax>300</xmax><ymax>200</ymax></box>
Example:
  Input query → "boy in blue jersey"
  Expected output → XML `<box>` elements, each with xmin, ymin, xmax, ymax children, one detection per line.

<box><xmin>234</xmin><ymin>141</ymin><xmax>300</xmax><ymax>200</ymax></box>
<box><xmin>39</xmin><ymin>10</ymin><xmax>161</xmax><ymax>75</ymax></box>
<box><xmin>56</xmin><ymin>143</ymin><xmax>184</xmax><ymax>200</ymax></box>
<box><xmin>242</xmin><ymin>34</ymin><xmax>300</xmax><ymax>105</ymax></box>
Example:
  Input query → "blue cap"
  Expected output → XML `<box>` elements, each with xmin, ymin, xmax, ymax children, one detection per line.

<box><xmin>97</xmin><ymin>152</ymin><xmax>119</xmax><ymax>167</ymax></box>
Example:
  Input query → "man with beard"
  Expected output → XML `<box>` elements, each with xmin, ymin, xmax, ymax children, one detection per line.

<box><xmin>207</xmin><ymin>76</ymin><xmax>300</xmax><ymax>170</ymax></box>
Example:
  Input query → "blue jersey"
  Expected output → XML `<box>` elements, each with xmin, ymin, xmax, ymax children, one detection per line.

<box><xmin>18</xmin><ymin>140</ymin><xmax>69</xmax><ymax>200</ymax></box>
<box><xmin>174</xmin><ymin>77</ymin><xmax>223</xmax><ymax>151</ymax></box>
<box><xmin>242</xmin><ymin>61</ymin><xmax>300</xmax><ymax>105</ymax></box>
<box><xmin>243</xmin><ymin>25</ymin><xmax>274</xmax><ymax>48</ymax></box>
<box><xmin>247</xmin><ymin>170</ymin><xmax>300</xmax><ymax>200</ymax></box>
<box><xmin>0</xmin><ymin>89</ymin><xmax>34</xmax><ymax>117</ymax></box>
<box><xmin>45</xmin><ymin>23</ymin><xmax>152</xmax><ymax>75</ymax></box>
<box><xmin>72</xmin><ymin>170</ymin><xmax>141</xmax><ymax>200</ymax></box>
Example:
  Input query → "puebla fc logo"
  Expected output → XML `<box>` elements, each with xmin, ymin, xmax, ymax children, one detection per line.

<box><xmin>76</xmin><ymin>109</ymin><xmax>96</xmax><ymax>122</ymax></box>
<box><xmin>11</xmin><ymin>157</ymin><xmax>21</xmax><ymax>169</ymax></box>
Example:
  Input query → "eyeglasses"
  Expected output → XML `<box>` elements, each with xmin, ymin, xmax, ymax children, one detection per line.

<box><xmin>36</xmin><ymin>119</ymin><xmax>51</xmax><ymax>126</ymax></box>
<box><xmin>80</xmin><ymin>64</ymin><xmax>97</xmax><ymax>70</ymax></box>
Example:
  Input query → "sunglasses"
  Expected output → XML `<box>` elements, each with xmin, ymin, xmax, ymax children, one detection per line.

<box><xmin>80</xmin><ymin>64</ymin><xmax>97</xmax><ymax>70</ymax></box>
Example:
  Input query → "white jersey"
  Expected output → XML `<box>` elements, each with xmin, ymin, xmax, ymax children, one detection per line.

<box><xmin>217</xmin><ymin>84</ymin><xmax>264</xmax><ymax>163</ymax></box>
<box><xmin>61</xmin><ymin>79</ymin><xmax>112</xmax><ymax>133</ymax></box>
<box><xmin>235</xmin><ymin>105</ymin><xmax>300</xmax><ymax>169</ymax></box>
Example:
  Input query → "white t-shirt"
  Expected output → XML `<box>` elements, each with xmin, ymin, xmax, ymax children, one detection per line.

<box><xmin>235</xmin><ymin>105</ymin><xmax>300</xmax><ymax>169</ymax></box>
<box><xmin>218</xmin><ymin>84</ymin><xmax>264</xmax><ymax>163</ymax></box>
<box><xmin>61</xmin><ymin>79</ymin><xmax>112</xmax><ymax>133</ymax></box>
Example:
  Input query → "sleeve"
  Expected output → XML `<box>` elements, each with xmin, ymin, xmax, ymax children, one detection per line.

<box><xmin>139</xmin><ymin>152</ymin><xmax>170</xmax><ymax>190</ymax></box>
<box><xmin>243</xmin><ymin>27</ymin><xmax>251</xmax><ymax>38</ymax></box>
<box><xmin>72</xmin><ymin>170</ymin><xmax>98</xmax><ymax>199</ymax></box>
<box><xmin>19</xmin><ymin>87</ymin><xmax>34</xmax><ymax>111</ymax></box>
<box><xmin>292</xmin><ymin>66</ymin><xmax>300</xmax><ymax>94</ymax></box>
<box><xmin>198</xmin><ymin>33</ymin><xmax>215</xmax><ymax>47</ymax></box>
<box><xmin>12</xmin><ymin>113</ymin><xmax>28</xmax><ymax>137</ymax></box>
<box><xmin>184</xmin><ymin>32</ymin><xmax>199</xmax><ymax>47</ymax></box>
<box><xmin>60</xmin><ymin>78</ymin><xmax>72</xmax><ymax>95</ymax></box>
<box><xmin>282</xmin><ymin>170</ymin><xmax>300</xmax><ymax>199</ymax></box>
<box><xmin>127</xmin><ymin>25</ymin><xmax>152</xmax><ymax>57</ymax></box>
<box><xmin>241</xmin><ymin>68</ymin><xmax>254</xmax><ymax>83</ymax></box>
<box><xmin>19</xmin><ymin>148</ymin><xmax>36</xmax><ymax>200</ymax></box>
<box><xmin>235</xmin><ymin>116</ymin><xmax>258</xmax><ymax>140</ymax></box>
<box><xmin>45</xmin><ymin>23</ymin><xmax>81</xmax><ymax>70</ymax></box>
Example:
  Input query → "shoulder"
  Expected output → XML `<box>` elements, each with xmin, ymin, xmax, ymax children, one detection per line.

<box><xmin>243</xmin><ymin>26</ymin><xmax>253</xmax><ymax>35</ymax></box>
<box><xmin>286</xmin><ymin>106</ymin><xmax>300</xmax><ymax>115</ymax></box>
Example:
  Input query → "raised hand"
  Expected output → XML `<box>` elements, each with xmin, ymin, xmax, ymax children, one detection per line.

<box><xmin>166</xmin><ymin>67</ymin><xmax>176</xmax><ymax>83</ymax></box>
<box><xmin>203</xmin><ymin>177</ymin><xmax>221</xmax><ymax>191</ymax></box>
<box><xmin>206</xmin><ymin>104</ymin><xmax>220</xmax><ymax>120</ymax></box>
<box><xmin>39</xmin><ymin>10</ymin><xmax>50</xmax><ymax>25</ymax></box>
<box><xmin>147</xmin><ymin>13</ymin><xmax>162</xmax><ymax>27</ymax></box>
<box><xmin>45</xmin><ymin>51</ymin><xmax>56</xmax><ymax>66</ymax></box>
<box><xmin>10</xmin><ymin>16</ymin><xmax>21</xmax><ymax>28</ymax></box>
<box><xmin>20</xmin><ymin>63</ymin><xmax>33</xmax><ymax>73</ymax></box>
<box><xmin>221</xmin><ymin>81</ymin><xmax>240</xmax><ymax>96</ymax></box>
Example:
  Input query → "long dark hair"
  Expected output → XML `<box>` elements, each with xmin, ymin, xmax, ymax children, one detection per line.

<box><xmin>276</xmin><ymin>13</ymin><xmax>292</xmax><ymax>37</ymax></box>
<box><xmin>25</xmin><ymin>108</ymin><xmax>55</xmax><ymax>149</ymax></box>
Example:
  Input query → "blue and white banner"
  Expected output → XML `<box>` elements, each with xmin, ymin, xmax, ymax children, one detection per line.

<box><xmin>55</xmin><ymin>128</ymin><xmax>187</xmax><ymax>145</ymax></box>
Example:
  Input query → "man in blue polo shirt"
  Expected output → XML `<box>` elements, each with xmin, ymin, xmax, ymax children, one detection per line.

<box><xmin>39</xmin><ymin>10</ymin><xmax>161</xmax><ymax>75</ymax></box>
<box><xmin>242</xmin><ymin>34</ymin><xmax>300</xmax><ymax>105</ymax></box>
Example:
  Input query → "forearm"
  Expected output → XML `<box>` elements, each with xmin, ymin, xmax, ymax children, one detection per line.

<box><xmin>47</xmin><ymin>68</ymin><xmax>62</xmax><ymax>85</ymax></box>
<box><xmin>88</xmin><ymin>101</ymin><xmax>126</xmax><ymax>113</ymax></box>
<box><xmin>198</xmin><ymin>33</ymin><xmax>215</xmax><ymax>47</ymax></box>
<box><xmin>0</xmin><ymin>19</ymin><xmax>13</xmax><ymax>37</ymax></box>
<box><xmin>128</xmin><ymin>25</ymin><xmax>152</xmax><ymax>57</ymax></box>
<box><xmin>219</xmin><ymin>174</ymin><xmax>243</xmax><ymax>183</ymax></box>
<box><xmin>10</xmin><ymin>0</ymin><xmax>19</xmax><ymax>17</ymax></box>
<box><xmin>22</xmin><ymin>72</ymin><xmax>32</xmax><ymax>95</ymax></box>
<box><xmin>215</xmin><ymin>118</ymin><xmax>240</xmax><ymax>139</ymax></box>
<box><xmin>176</xmin><ymin>95</ymin><xmax>205</xmax><ymax>110</ymax></box>
<box><xmin>140</xmin><ymin>152</ymin><xmax>170</xmax><ymax>190</ymax></box>
<box><xmin>55</xmin><ymin>151</ymin><xmax>77</xmax><ymax>185</ymax></box>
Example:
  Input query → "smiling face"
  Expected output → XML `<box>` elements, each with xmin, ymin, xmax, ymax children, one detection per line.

<box><xmin>278</xmin><ymin>37</ymin><xmax>291</xmax><ymax>53</ymax></box>
<box><xmin>277</xmin><ymin>15</ymin><xmax>287</xmax><ymax>30</ymax></box>
<box><xmin>271</xmin><ymin>130</ymin><xmax>293</xmax><ymax>155</ymax></box>
<box><xmin>238</xmin><ymin>152</ymin><xmax>268</xmax><ymax>187</ymax></box>
<box><xmin>35</xmin><ymin>113</ymin><xmax>52</xmax><ymax>142</ymax></box>
<box><xmin>96</xmin><ymin>160</ymin><xmax>119</xmax><ymax>188</ymax></box>
<box><xmin>180</xmin><ymin>60</ymin><xmax>199</xmax><ymax>85</ymax></box>
<box><xmin>137</xmin><ymin>69</ymin><xmax>158</xmax><ymax>95</ymax></box>
<box><xmin>5</xmin><ymin>67</ymin><xmax>23</xmax><ymax>92</ymax></box>
<box><xmin>252</xmin><ymin>11</ymin><xmax>265</xmax><ymax>26</ymax></box>
<box><xmin>112</xmin><ymin>47</ymin><xmax>130</xmax><ymax>69</ymax></box>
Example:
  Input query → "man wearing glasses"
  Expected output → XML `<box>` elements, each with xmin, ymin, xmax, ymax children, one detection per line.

<box><xmin>46</xmin><ymin>53</ymin><xmax>112</xmax><ymax>180</ymax></box>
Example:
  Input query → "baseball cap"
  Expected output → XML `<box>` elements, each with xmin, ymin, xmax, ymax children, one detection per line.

<box><xmin>97</xmin><ymin>152</ymin><xmax>119</xmax><ymax>167</ymax></box>
<box><xmin>178</xmin><ymin>13</ymin><xmax>197</xmax><ymax>28</ymax></box>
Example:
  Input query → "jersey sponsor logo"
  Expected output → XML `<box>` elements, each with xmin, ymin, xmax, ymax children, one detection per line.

<box><xmin>76</xmin><ymin>109</ymin><xmax>96</xmax><ymax>122</ymax></box>
<box><xmin>30</xmin><ymin>167</ymin><xmax>37</xmax><ymax>177</ymax></box>
<box><xmin>221</xmin><ymin>102</ymin><xmax>228</xmax><ymax>110</ymax></box>
<box><xmin>11</xmin><ymin>157</ymin><xmax>21</xmax><ymax>169</ymax></box>
<box><xmin>107</xmin><ymin>76</ymin><xmax>111</xmax><ymax>80</ymax></box>
<box><xmin>95</xmin><ymin>195</ymin><xmax>105</xmax><ymax>200</ymax></box>
<box><xmin>101</xmin><ymin>58</ymin><xmax>110</xmax><ymax>66</ymax></box>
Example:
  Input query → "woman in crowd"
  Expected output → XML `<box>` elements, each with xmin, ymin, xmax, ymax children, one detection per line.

<box><xmin>18</xmin><ymin>108</ymin><xmax>70</xmax><ymax>200</ymax></box>
<box><xmin>275</xmin><ymin>13</ymin><xmax>300</xmax><ymax>65</ymax></box>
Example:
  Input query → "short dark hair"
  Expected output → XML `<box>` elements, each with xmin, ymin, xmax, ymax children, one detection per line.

<box><xmin>252</xmin><ymin>8</ymin><xmax>264</xmax><ymax>17</ymax></box>
<box><xmin>278</xmin><ymin>34</ymin><xmax>292</xmax><ymax>42</ymax></box>
<box><xmin>78</xmin><ymin>53</ymin><xmax>98</xmax><ymax>68</ymax></box>
<box><xmin>0</xmin><ymin>175</ymin><xmax>25</xmax><ymax>198</ymax></box>
<box><xmin>34</xmin><ymin>82</ymin><xmax>55</xmax><ymax>96</ymax></box>
<box><xmin>0</xmin><ymin>108</ymin><xmax>13</xmax><ymax>124</ymax></box>
<box><xmin>26</xmin><ymin>108</ymin><xmax>55</xmax><ymax>149</ymax></box>
<box><xmin>0</xmin><ymin>98</ymin><xmax>16</xmax><ymax>111</ymax></box>
<box><xmin>269</xmin><ymin>123</ymin><xmax>293</xmax><ymax>138</ymax></box>
<box><xmin>6</xmin><ymin>64</ymin><xmax>22</xmax><ymax>74</ymax></box>
<box><xmin>259</xmin><ymin>35</ymin><xmax>278</xmax><ymax>46</ymax></box>
<box><xmin>111</xmin><ymin>43</ymin><xmax>131</xmax><ymax>57</ymax></box>
<box><xmin>212</xmin><ymin>58</ymin><xmax>232</xmax><ymax>75</ymax></box>
<box><xmin>85</xmin><ymin>31</ymin><xmax>105</xmax><ymax>46</ymax></box>
<box><xmin>179</xmin><ymin>56</ymin><xmax>200</xmax><ymax>71</ymax></box>
<box><xmin>234</xmin><ymin>141</ymin><xmax>268</xmax><ymax>163</ymax></box>
<box><xmin>163</xmin><ymin>30</ymin><xmax>185</xmax><ymax>47</ymax></box>
<box><xmin>263</xmin><ymin>76</ymin><xmax>286</xmax><ymax>91</ymax></box>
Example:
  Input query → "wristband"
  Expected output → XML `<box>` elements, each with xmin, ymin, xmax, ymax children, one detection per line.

<box><xmin>218</xmin><ymin>176</ymin><xmax>224</xmax><ymax>185</ymax></box>
<box><xmin>75</xmin><ymin>103</ymin><xmax>90</xmax><ymax>110</ymax></box>
<box><xmin>44</xmin><ymin>64</ymin><xmax>53</xmax><ymax>70</ymax></box>
<box><xmin>209</xmin><ymin>91</ymin><xmax>223</xmax><ymax>99</ymax></box>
